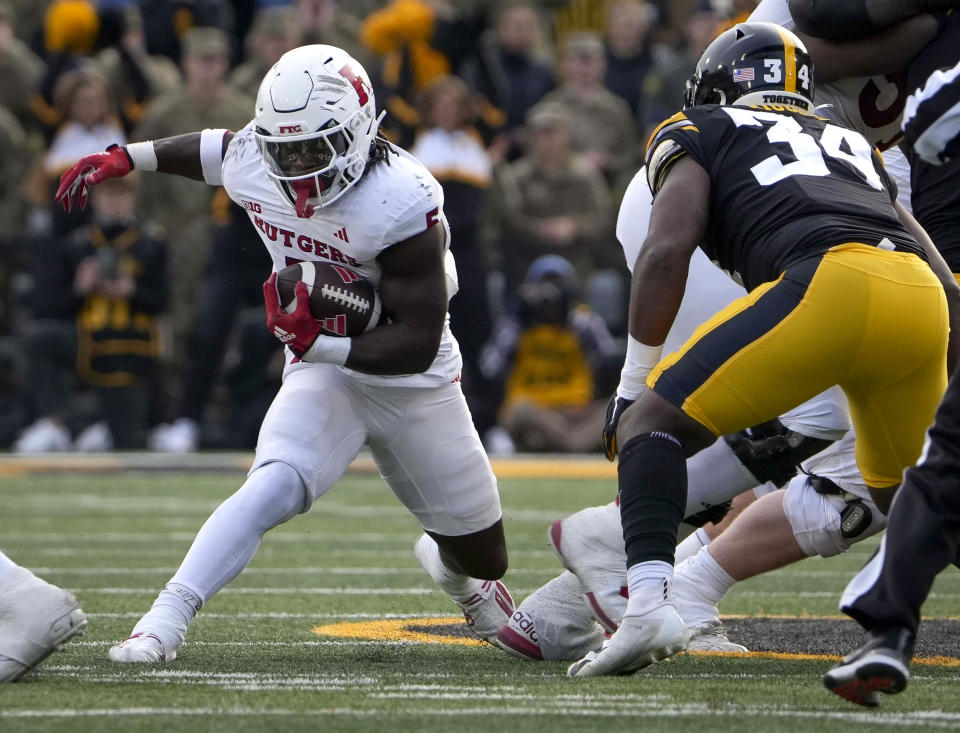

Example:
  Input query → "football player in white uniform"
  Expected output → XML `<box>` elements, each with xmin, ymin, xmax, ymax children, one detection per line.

<box><xmin>55</xmin><ymin>45</ymin><xmax>515</xmax><ymax>662</ymax></box>
<box><xmin>0</xmin><ymin>550</ymin><xmax>87</xmax><ymax>681</ymax></box>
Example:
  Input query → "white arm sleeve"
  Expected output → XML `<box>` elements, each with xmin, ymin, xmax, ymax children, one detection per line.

<box><xmin>200</xmin><ymin>128</ymin><xmax>229</xmax><ymax>186</ymax></box>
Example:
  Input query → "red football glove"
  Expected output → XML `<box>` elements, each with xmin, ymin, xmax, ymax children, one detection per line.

<box><xmin>54</xmin><ymin>144</ymin><xmax>133</xmax><ymax>213</ymax></box>
<box><xmin>263</xmin><ymin>272</ymin><xmax>321</xmax><ymax>356</ymax></box>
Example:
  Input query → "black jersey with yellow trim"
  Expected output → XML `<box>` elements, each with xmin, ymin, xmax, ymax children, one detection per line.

<box><xmin>644</xmin><ymin>104</ymin><xmax>923</xmax><ymax>291</ymax></box>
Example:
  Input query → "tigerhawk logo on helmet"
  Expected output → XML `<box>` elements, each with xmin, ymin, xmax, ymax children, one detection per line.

<box><xmin>254</xmin><ymin>45</ymin><xmax>385</xmax><ymax>218</ymax></box>
<box><xmin>684</xmin><ymin>21</ymin><xmax>815</xmax><ymax>112</ymax></box>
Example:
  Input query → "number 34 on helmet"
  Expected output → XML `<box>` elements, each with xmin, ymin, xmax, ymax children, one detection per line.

<box><xmin>254</xmin><ymin>45</ymin><xmax>385</xmax><ymax>217</ymax></box>
<box><xmin>684</xmin><ymin>22</ymin><xmax>815</xmax><ymax>112</ymax></box>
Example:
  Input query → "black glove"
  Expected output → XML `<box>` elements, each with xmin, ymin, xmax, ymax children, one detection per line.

<box><xmin>602</xmin><ymin>395</ymin><xmax>634</xmax><ymax>461</ymax></box>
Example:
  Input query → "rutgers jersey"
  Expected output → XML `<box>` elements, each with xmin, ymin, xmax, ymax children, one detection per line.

<box><xmin>646</xmin><ymin>105</ymin><xmax>921</xmax><ymax>291</ymax></box>
<box><xmin>221</xmin><ymin>123</ymin><xmax>462</xmax><ymax>387</ymax></box>
<box><xmin>750</xmin><ymin>0</ymin><xmax>909</xmax><ymax>150</ymax></box>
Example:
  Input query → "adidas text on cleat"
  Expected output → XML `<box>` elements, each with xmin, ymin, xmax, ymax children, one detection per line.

<box><xmin>495</xmin><ymin>609</ymin><xmax>544</xmax><ymax>661</ymax></box>
<box><xmin>548</xmin><ymin>502</ymin><xmax>627</xmax><ymax>633</ymax></box>
<box><xmin>567</xmin><ymin>602</ymin><xmax>687</xmax><ymax>677</ymax></box>
<box><xmin>108</xmin><ymin>632</ymin><xmax>177</xmax><ymax>663</ymax></box>
<box><xmin>823</xmin><ymin>627</ymin><xmax>913</xmax><ymax>707</ymax></box>
<box><xmin>0</xmin><ymin>567</ymin><xmax>88</xmax><ymax>682</ymax></box>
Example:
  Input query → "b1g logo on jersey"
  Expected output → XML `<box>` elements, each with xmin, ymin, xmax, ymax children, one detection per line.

<box><xmin>241</xmin><ymin>200</ymin><xmax>262</xmax><ymax>213</ymax></box>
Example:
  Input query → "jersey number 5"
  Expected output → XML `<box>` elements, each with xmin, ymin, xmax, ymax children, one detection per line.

<box><xmin>722</xmin><ymin>108</ymin><xmax>882</xmax><ymax>190</ymax></box>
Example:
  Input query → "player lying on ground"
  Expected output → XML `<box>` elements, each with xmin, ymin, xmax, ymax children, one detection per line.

<box><xmin>496</xmin><ymin>430</ymin><xmax>885</xmax><ymax>662</ymax></box>
<box><xmin>0</xmin><ymin>550</ymin><xmax>87</xmax><ymax>681</ymax></box>
<box><xmin>55</xmin><ymin>45</ymin><xmax>516</xmax><ymax>663</ymax></box>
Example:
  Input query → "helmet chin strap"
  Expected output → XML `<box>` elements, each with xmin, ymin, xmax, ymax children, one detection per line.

<box><xmin>291</xmin><ymin>178</ymin><xmax>322</xmax><ymax>219</ymax></box>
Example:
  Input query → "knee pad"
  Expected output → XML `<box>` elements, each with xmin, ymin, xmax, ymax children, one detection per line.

<box><xmin>495</xmin><ymin>571</ymin><xmax>605</xmax><ymax>662</ymax></box>
<box><xmin>724</xmin><ymin>419</ymin><xmax>833</xmax><ymax>487</ymax></box>
<box><xmin>782</xmin><ymin>476</ymin><xmax>886</xmax><ymax>558</ymax></box>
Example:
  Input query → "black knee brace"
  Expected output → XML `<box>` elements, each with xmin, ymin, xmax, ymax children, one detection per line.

<box><xmin>724</xmin><ymin>419</ymin><xmax>834</xmax><ymax>488</ymax></box>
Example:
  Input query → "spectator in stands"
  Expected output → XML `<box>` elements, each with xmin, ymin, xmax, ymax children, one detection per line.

<box><xmin>0</xmin><ymin>1</ymin><xmax>43</xmax><ymax>131</ymax></box>
<box><xmin>603</xmin><ymin>0</ymin><xmax>656</xmax><ymax>117</ymax></box>
<box><xmin>296</xmin><ymin>0</ymin><xmax>371</xmax><ymax>70</ymax></box>
<box><xmin>27</xmin><ymin>68</ymin><xmax>125</xmax><ymax>236</ymax></box>
<box><xmin>93</xmin><ymin>5</ymin><xmax>182</xmax><ymax>133</ymax></box>
<box><xmin>638</xmin><ymin>0</ymin><xmax>719</xmax><ymax>137</ymax></box>
<box><xmin>538</xmin><ymin>32</ymin><xmax>637</xmax><ymax>184</ymax></box>
<box><xmin>133</xmin><ymin>26</ymin><xmax>252</xmax><ymax>414</ymax></box>
<box><xmin>485</xmin><ymin>101</ymin><xmax>612</xmax><ymax>294</ymax></box>
<box><xmin>44</xmin><ymin>69</ymin><xmax>125</xmax><ymax>176</ymax></box>
<box><xmin>229</xmin><ymin>6</ymin><xmax>302</xmax><ymax>100</ymax></box>
<box><xmin>410</xmin><ymin>75</ymin><xmax>495</xmax><ymax>435</ymax></box>
<box><xmin>361</xmin><ymin>0</ymin><xmax>491</xmax><ymax>145</ymax></box>
<box><xmin>479</xmin><ymin>254</ymin><xmax>620</xmax><ymax>454</ymax></box>
<box><xmin>465</xmin><ymin>0</ymin><xmax>555</xmax><ymax>161</ymax></box>
<box><xmin>0</xmin><ymin>105</ymin><xmax>29</xmax><ymax>233</ymax></box>
<box><xmin>138</xmin><ymin>0</ymin><xmax>234</xmax><ymax>63</ymax></box>
<box><xmin>14</xmin><ymin>174</ymin><xmax>167</xmax><ymax>453</ymax></box>
<box><xmin>148</xmin><ymin>202</ymin><xmax>274</xmax><ymax>453</ymax></box>
<box><xmin>31</xmin><ymin>0</ymin><xmax>101</xmax><ymax>139</ymax></box>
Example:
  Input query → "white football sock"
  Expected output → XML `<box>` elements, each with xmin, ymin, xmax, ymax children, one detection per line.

<box><xmin>625</xmin><ymin>560</ymin><xmax>673</xmax><ymax>616</ymax></box>
<box><xmin>168</xmin><ymin>461</ymin><xmax>306</xmax><ymax>598</ymax></box>
<box><xmin>682</xmin><ymin>547</ymin><xmax>735</xmax><ymax>605</ymax></box>
<box><xmin>417</xmin><ymin>534</ymin><xmax>475</xmax><ymax>601</ymax></box>
<box><xmin>675</xmin><ymin>527</ymin><xmax>711</xmax><ymax>564</ymax></box>
<box><xmin>0</xmin><ymin>550</ymin><xmax>17</xmax><ymax>580</ymax></box>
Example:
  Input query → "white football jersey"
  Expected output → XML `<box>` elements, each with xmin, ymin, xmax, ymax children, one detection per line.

<box><xmin>800</xmin><ymin>430</ymin><xmax>867</xmax><ymax>498</ymax></box>
<box><xmin>750</xmin><ymin>0</ymin><xmax>910</xmax><ymax>150</ymax></box>
<box><xmin>221</xmin><ymin>123</ymin><xmax>462</xmax><ymax>387</ymax></box>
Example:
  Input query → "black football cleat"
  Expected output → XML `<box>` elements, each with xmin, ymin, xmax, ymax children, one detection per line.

<box><xmin>823</xmin><ymin>627</ymin><xmax>914</xmax><ymax>707</ymax></box>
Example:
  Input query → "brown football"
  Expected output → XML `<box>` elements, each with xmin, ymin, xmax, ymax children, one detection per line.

<box><xmin>275</xmin><ymin>261</ymin><xmax>382</xmax><ymax>337</ymax></box>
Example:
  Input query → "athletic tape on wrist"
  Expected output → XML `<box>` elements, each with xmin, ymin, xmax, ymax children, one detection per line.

<box><xmin>126</xmin><ymin>141</ymin><xmax>158</xmax><ymax>171</ymax></box>
<box><xmin>200</xmin><ymin>128</ymin><xmax>228</xmax><ymax>185</ymax></box>
<box><xmin>616</xmin><ymin>336</ymin><xmax>663</xmax><ymax>400</ymax></box>
<box><xmin>302</xmin><ymin>335</ymin><xmax>352</xmax><ymax>366</ymax></box>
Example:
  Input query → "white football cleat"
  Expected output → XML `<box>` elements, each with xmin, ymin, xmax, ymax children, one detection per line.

<box><xmin>495</xmin><ymin>571</ymin><xmax>605</xmax><ymax>662</ymax></box>
<box><xmin>686</xmin><ymin>620</ymin><xmax>748</xmax><ymax>653</ymax></box>
<box><xmin>567</xmin><ymin>601</ymin><xmax>687</xmax><ymax>677</ymax></box>
<box><xmin>548</xmin><ymin>502</ymin><xmax>627</xmax><ymax>633</ymax></box>
<box><xmin>148</xmin><ymin>418</ymin><xmax>199</xmax><ymax>453</ymax></box>
<box><xmin>671</xmin><ymin>559</ymin><xmax>746</xmax><ymax>652</ymax></box>
<box><xmin>460</xmin><ymin>579</ymin><xmax>515</xmax><ymax>644</ymax></box>
<box><xmin>13</xmin><ymin>418</ymin><xmax>71</xmax><ymax>454</ymax></box>
<box><xmin>0</xmin><ymin>566</ymin><xmax>88</xmax><ymax>682</ymax></box>
<box><xmin>108</xmin><ymin>632</ymin><xmax>176</xmax><ymax>663</ymax></box>
<box><xmin>414</xmin><ymin>534</ymin><xmax>514</xmax><ymax>645</ymax></box>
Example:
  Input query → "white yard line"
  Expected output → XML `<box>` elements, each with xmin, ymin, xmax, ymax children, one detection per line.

<box><xmin>3</xmin><ymin>704</ymin><xmax>960</xmax><ymax>728</ymax></box>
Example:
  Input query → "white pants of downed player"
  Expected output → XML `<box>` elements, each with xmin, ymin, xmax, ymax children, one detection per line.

<box><xmin>501</xmin><ymin>469</ymin><xmax>886</xmax><ymax>662</ymax></box>
<box><xmin>110</xmin><ymin>360</ymin><xmax>503</xmax><ymax>661</ymax></box>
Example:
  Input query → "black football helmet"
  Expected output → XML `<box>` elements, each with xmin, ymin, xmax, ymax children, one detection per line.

<box><xmin>684</xmin><ymin>22</ymin><xmax>815</xmax><ymax>110</ymax></box>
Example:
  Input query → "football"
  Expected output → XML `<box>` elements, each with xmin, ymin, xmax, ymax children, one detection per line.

<box><xmin>275</xmin><ymin>261</ymin><xmax>382</xmax><ymax>337</ymax></box>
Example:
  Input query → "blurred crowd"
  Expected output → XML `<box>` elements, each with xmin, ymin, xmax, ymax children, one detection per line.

<box><xmin>0</xmin><ymin>0</ymin><xmax>758</xmax><ymax>455</ymax></box>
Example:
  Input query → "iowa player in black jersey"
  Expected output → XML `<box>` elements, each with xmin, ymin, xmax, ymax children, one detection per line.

<box><xmin>567</xmin><ymin>22</ymin><xmax>960</xmax><ymax>678</ymax></box>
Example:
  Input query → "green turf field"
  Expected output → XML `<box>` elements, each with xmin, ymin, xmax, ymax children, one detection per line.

<box><xmin>2</xmin><ymin>460</ymin><xmax>959</xmax><ymax>732</ymax></box>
